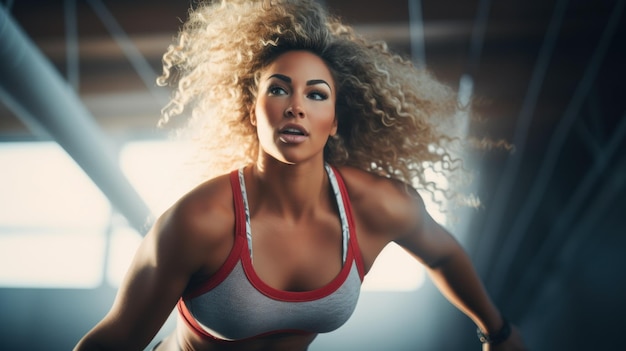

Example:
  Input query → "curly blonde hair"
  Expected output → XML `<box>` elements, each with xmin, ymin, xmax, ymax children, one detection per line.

<box><xmin>157</xmin><ymin>0</ymin><xmax>480</xmax><ymax>206</ymax></box>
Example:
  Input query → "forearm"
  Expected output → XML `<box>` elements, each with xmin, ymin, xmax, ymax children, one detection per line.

<box><xmin>74</xmin><ymin>330</ymin><xmax>149</xmax><ymax>351</ymax></box>
<box><xmin>74</xmin><ymin>325</ymin><xmax>136</xmax><ymax>351</ymax></box>
<box><xmin>426</xmin><ymin>245</ymin><xmax>503</xmax><ymax>334</ymax></box>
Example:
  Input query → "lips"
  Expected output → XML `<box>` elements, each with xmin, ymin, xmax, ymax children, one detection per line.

<box><xmin>278</xmin><ymin>123</ymin><xmax>309</xmax><ymax>143</ymax></box>
<box><xmin>279</xmin><ymin>124</ymin><xmax>309</xmax><ymax>136</ymax></box>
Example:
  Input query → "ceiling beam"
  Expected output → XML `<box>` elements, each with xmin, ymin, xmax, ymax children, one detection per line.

<box><xmin>0</xmin><ymin>6</ymin><xmax>152</xmax><ymax>234</ymax></box>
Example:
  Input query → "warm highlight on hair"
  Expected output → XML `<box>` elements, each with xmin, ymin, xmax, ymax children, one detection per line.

<box><xmin>157</xmin><ymin>0</ymin><xmax>485</xmax><ymax>206</ymax></box>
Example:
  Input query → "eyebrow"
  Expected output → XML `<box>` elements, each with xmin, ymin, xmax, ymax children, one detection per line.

<box><xmin>268</xmin><ymin>74</ymin><xmax>332</xmax><ymax>92</ymax></box>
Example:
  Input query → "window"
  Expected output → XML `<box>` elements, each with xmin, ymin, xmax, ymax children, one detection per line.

<box><xmin>0</xmin><ymin>140</ymin><xmax>450</xmax><ymax>291</ymax></box>
<box><xmin>0</xmin><ymin>142</ymin><xmax>109</xmax><ymax>288</ymax></box>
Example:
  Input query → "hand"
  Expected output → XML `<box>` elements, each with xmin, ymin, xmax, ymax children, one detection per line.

<box><xmin>483</xmin><ymin>325</ymin><xmax>528</xmax><ymax>351</ymax></box>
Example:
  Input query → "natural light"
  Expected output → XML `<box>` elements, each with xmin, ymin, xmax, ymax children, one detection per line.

<box><xmin>0</xmin><ymin>142</ymin><xmax>109</xmax><ymax>288</ymax></box>
<box><xmin>0</xmin><ymin>140</ymin><xmax>453</xmax><ymax>291</ymax></box>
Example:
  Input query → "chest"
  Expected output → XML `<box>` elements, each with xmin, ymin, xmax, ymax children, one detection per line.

<box><xmin>180</xmin><ymin>258</ymin><xmax>362</xmax><ymax>341</ymax></box>
<box><xmin>249</xmin><ymin>212</ymin><xmax>343</xmax><ymax>292</ymax></box>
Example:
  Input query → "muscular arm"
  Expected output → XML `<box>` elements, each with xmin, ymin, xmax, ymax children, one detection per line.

<box><xmin>393</xmin><ymin>195</ymin><xmax>502</xmax><ymax>334</ymax></box>
<box><xmin>340</xmin><ymin>167</ymin><xmax>525</xmax><ymax>350</ymax></box>
<box><xmin>74</xmin><ymin>176</ymin><xmax>234</xmax><ymax>351</ymax></box>
<box><xmin>395</xmin><ymin>193</ymin><xmax>527</xmax><ymax>350</ymax></box>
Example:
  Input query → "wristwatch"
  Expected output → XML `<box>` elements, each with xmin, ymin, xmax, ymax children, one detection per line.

<box><xmin>476</xmin><ymin>318</ymin><xmax>511</xmax><ymax>345</ymax></box>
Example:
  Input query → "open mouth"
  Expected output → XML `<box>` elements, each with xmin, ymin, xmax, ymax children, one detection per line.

<box><xmin>279</xmin><ymin>124</ymin><xmax>309</xmax><ymax>136</ymax></box>
<box><xmin>278</xmin><ymin>125</ymin><xmax>309</xmax><ymax>143</ymax></box>
<box><xmin>280</xmin><ymin>128</ymin><xmax>306</xmax><ymax>136</ymax></box>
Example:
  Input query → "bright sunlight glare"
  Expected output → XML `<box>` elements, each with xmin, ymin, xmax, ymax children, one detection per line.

<box><xmin>0</xmin><ymin>142</ymin><xmax>109</xmax><ymax>288</ymax></box>
<box><xmin>0</xmin><ymin>140</ymin><xmax>452</xmax><ymax>290</ymax></box>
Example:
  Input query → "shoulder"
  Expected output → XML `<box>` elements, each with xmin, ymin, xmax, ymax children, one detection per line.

<box><xmin>166</xmin><ymin>173</ymin><xmax>234</xmax><ymax>236</ymax></box>
<box><xmin>334</xmin><ymin>166</ymin><xmax>426</xmax><ymax>239</ymax></box>
<box><xmin>151</xmin><ymin>172</ymin><xmax>236</xmax><ymax>275</ymax></box>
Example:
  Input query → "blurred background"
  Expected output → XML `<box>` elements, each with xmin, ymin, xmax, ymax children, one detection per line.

<box><xmin>1</xmin><ymin>0</ymin><xmax>625</xmax><ymax>350</ymax></box>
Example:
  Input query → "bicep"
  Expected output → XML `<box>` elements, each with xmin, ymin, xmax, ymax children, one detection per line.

<box><xmin>79</xmin><ymin>212</ymin><xmax>199</xmax><ymax>350</ymax></box>
<box><xmin>392</xmin><ymin>191</ymin><xmax>461</xmax><ymax>268</ymax></box>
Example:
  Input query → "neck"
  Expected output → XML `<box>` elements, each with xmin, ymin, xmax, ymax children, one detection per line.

<box><xmin>249</xmin><ymin>157</ymin><xmax>329</xmax><ymax>221</ymax></box>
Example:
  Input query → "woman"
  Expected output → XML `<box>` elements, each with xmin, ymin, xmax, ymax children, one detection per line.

<box><xmin>75</xmin><ymin>0</ymin><xmax>527</xmax><ymax>350</ymax></box>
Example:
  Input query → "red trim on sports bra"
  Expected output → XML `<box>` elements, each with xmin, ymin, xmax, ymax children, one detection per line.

<box><xmin>177</xmin><ymin>166</ymin><xmax>364</xmax><ymax>342</ymax></box>
<box><xmin>241</xmin><ymin>241</ymin><xmax>357</xmax><ymax>302</ymax></box>
<box><xmin>331</xmin><ymin>166</ymin><xmax>366</xmax><ymax>280</ymax></box>
<box><xmin>178</xmin><ymin>299</ymin><xmax>314</xmax><ymax>342</ymax></box>
<box><xmin>178</xmin><ymin>299</ymin><xmax>212</xmax><ymax>339</ymax></box>
<box><xmin>180</xmin><ymin>171</ymin><xmax>247</xmax><ymax>299</ymax></box>
<box><xmin>238</xmin><ymin>165</ymin><xmax>363</xmax><ymax>301</ymax></box>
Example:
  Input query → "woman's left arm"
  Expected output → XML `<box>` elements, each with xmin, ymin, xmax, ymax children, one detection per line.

<box><xmin>393</xmin><ymin>188</ymin><xmax>527</xmax><ymax>351</ymax></box>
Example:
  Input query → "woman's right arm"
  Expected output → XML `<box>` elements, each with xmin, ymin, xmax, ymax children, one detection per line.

<box><xmin>74</xmin><ymin>178</ymin><xmax>234</xmax><ymax>351</ymax></box>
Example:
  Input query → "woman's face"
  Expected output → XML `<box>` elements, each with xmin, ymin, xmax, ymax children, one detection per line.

<box><xmin>253</xmin><ymin>50</ymin><xmax>337</xmax><ymax>166</ymax></box>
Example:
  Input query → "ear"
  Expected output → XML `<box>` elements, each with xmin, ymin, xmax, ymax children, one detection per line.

<box><xmin>330</xmin><ymin>114</ymin><xmax>338</xmax><ymax>136</ymax></box>
<box><xmin>249</xmin><ymin>107</ymin><xmax>257</xmax><ymax>126</ymax></box>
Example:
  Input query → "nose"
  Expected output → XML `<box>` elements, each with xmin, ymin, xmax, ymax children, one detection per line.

<box><xmin>284</xmin><ymin>101</ymin><xmax>305</xmax><ymax>118</ymax></box>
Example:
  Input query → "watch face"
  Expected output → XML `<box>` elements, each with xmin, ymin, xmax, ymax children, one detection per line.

<box><xmin>476</xmin><ymin>328</ymin><xmax>489</xmax><ymax>343</ymax></box>
<box><xmin>476</xmin><ymin>320</ymin><xmax>511</xmax><ymax>345</ymax></box>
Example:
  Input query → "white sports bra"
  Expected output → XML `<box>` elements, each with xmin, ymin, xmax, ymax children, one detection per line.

<box><xmin>177</xmin><ymin>164</ymin><xmax>365</xmax><ymax>341</ymax></box>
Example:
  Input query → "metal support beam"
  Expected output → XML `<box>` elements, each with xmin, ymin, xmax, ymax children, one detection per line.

<box><xmin>86</xmin><ymin>0</ymin><xmax>169</xmax><ymax>106</ymax></box>
<box><xmin>408</xmin><ymin>0</ymin><xmax>426</xmax><ymax>68</ymax></box>
<box><xmin>488</xmin><ymin>0</ymin><xmax>624</xmax><ymax>296</ymax></box>
<box><xmin>64</xmin><ymin>0</ymin><xmax>80</xmax><ymax>91</ymax></box>
<box><xmin>0</xmin><ymin>6</ymin><xmax>152</xmax><ymax>234</ymax></box>
<box><xmin>466</xmin><ymin>0</ymin><xmax>492</xmax><ymax>75</ymax></box>
<box><xmin>508</xmin><ymin>111</ymin><xmax>626</xmax><ymax>314</ymax></box>
<box><xmin>472</xmin><ymin>0</ymin><xmax>568</xmax><ymax>274</ymax></box>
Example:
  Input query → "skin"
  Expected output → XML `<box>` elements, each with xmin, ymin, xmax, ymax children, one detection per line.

<box><xmin>74</xmin><ymin>51</ymin><xmax>526</xmax><ymax>351</ymax></box>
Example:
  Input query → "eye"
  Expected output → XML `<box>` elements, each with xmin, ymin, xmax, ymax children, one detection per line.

<box><xmin>308</xmin><ymin>91</ymin><xmax>328</xmax><ymax>101</ymax></box>
<box><xmin>268</xmin><ymin>85</ymin><xmax>287</xmax><ymax>96</ymax></box>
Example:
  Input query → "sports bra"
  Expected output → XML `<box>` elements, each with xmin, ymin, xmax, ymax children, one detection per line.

<box><xmin>177</xmin><ymin>164</ymin><xmax>366</xmax><ymax>342</ymax></box>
